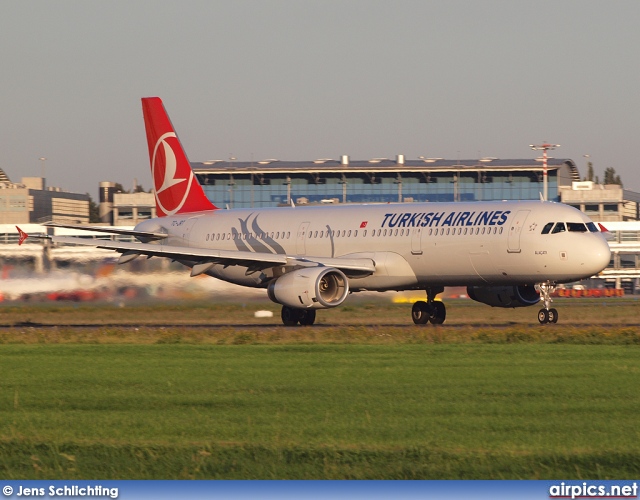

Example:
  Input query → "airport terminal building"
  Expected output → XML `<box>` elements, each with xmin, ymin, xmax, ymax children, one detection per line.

<box><xmin>191</xmin><ymin>156</ymin><xmax>580</xmax><ymax>208</ymax></box>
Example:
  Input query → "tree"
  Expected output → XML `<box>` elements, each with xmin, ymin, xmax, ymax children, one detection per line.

<box><xmin>587</xmin><ymin>162</ymin><xmax>594</xmax><ymax>182</ymax></box>
<box><xmin>86</xmin><ymin>194</ymin><xmax>100</xmax><ymax>223</ymax></box>
<box><xmin>603</xmin><ymin>167</ymin><xmax>623</xmax><ymax>186</ymax></box>
<box><xmin>112</xmin><ymin>182</ymin><xmax>146</xmax><ymax>193</ymax></box>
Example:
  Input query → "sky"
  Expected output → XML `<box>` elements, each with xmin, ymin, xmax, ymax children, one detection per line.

<box><xmin>1</xmin><ymin>0</ymin><xmax>639</xmax><ymax>196</ymax></box>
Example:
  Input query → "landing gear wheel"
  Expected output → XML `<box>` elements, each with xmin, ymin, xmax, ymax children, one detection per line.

<box><xmin>538</xmin><ymin>308</ymin><xmax>549</xmax><ymax>324</ymax></box>
<box><xmin>281</xmin><ymin>306</ymin><xmax>301</xmax><ymax>326</ymax></box>
<box><xmin>430</xmin><ymin>301</ymin><xmax>446</xmax><ymax>324</ymax></box>
<box><xmin>536</xmin><ymin>281</ymin><xmax>558</xmax><ymax>324</ymax></box>
<box><xmin>412</xmin><ymin>301</ymin><xmax>432</xmax><ymax>325</ymax></box>
<box><xmin>298</xmin><ymin>309</ymin><xmax>316</xmax><ymax>326</ymax></box>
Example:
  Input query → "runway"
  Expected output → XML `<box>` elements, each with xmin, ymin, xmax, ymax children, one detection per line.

<box><xmin>2</xmin><ymin>320</ymin><xmax>638</xmax><ymax>331</ymax></box>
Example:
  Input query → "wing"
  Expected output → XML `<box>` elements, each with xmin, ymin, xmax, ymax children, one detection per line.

<box><xmin>47</xmin><ymin>235</ymin><xmax>376</xmax><ymax>277</ymax></box>
<box><xmin>43</xmin><ymin>222</ymin><xmax>167</xmax><ymax>241</ymax></box>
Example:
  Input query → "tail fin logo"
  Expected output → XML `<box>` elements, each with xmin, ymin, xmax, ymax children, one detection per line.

<box><xmin>142</xmin><ymin>97</ymin><xmax>217</xmax><ymax>216</ymax></box>
<box><xmin>151</xmin><ymin>132</ymin><xmax>195</xmax><ymax>216</ymax></box>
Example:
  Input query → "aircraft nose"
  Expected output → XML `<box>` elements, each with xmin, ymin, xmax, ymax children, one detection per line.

<box><xmin>587</xmin><ymin>235</ymin><xmax>611</xmax><ymax>275</ymax></box>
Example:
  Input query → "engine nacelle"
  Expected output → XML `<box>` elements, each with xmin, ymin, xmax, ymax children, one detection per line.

<box><xmin>267</xmin><ymin>267</ymin><xmax>349</xmax><ymax>309</ymax></box>
<box><xmin>467</xmin><ymin>285</ymin><xmax>540</xmax><ymax>308</ymax></box>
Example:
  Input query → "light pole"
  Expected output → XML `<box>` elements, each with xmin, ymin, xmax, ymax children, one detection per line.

<box><xmin>530</xmin><ymin>143</ymin><xmax>560</xmax><ymax>201</ymax></box>
<box><xmin>284</xmin><ymin>176</ymin><xmax>291</xmax><ymax>205</ymax></box>
<box><xmin>583</xmin><ymin>154</ymin><xmax>591</xmax><ymax>182</ymax></box>
<box><xmin>39</xmin><ymin>157</ymin><xmax>46</xmax><ymax>188</ymax></box>
<box><xmin>339</xmin><ymin>175</ymin><xmax>347</xmax><ymax>204</ymax></box>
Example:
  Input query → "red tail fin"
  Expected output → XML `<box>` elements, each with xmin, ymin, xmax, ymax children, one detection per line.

<box><xmin>141</xmin><ymin>97</ymin><xmax>217</xmax><ymax>217</ymax></box>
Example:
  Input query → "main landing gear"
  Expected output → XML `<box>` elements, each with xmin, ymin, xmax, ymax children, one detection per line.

<box><xmin>412</xmin><ymin>286</ymin><xmax>446</xmax><ymax>325</ymax></box>
<box><xmin>281</xmin><ymin>306</ymin><xmax>316</xmax><ymax>326</ymax></box>
<box><xmin>536</xmin><ymin>282</ymin><xmax>558</xmax><ymax>324</ymax></box>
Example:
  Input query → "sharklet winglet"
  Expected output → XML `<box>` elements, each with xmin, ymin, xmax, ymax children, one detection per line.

<box><xmin>16</xmin><ymin>226</ymin><xmax>28</xmax><ymax>246</ymax></box>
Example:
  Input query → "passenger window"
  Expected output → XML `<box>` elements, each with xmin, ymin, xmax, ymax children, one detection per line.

<box><xmin>541</xmin><ymin>222</ymin><xmax>554</xmax><ymax>234</ymax></box>
<box><xmin>567</xmin><ymin>222</ymin><xmax>587</xmax><ymax>232</ymax></box>
<box><xmin>551</xmin><ymin>223</ymin><xmax>566</xmax><ymax>234</ymax></box>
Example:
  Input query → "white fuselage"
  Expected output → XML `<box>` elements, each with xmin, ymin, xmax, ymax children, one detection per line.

<box><xmin>135</xmin><ymin>200</ymin><xmax>611</xmax><ymax>291</ymax></box>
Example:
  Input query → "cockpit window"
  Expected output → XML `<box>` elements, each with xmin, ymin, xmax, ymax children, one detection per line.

<box><xmin>551</xmin><ymin>222</ymin><xmax>566</xmax><ymax>234</ymax></box>
<box><xmin>586</xmin><ymin>222</ymin><xmax>598</xmax><ymax>232</ymax></box>
<box><xmin>566</xmin><ymin>222</ymin><xmax>588</xmax><ymax>232</ymax></box>
<box><xmin>541</xmin><ymin>222</ymin><xmax>554</xmax><ymax>235</ymax></box>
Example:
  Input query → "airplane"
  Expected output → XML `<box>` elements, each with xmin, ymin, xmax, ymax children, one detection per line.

<box><xmin>17</xmin><ymin>97</ymin><xmax>611</xmax><ymax>326</ymax></box>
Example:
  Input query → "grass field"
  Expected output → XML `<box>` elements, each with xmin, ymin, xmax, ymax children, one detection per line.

<box><xmin>0</xmin><ymin>299</ymin><xmax>639</xmax><ymax>479</ymax></box>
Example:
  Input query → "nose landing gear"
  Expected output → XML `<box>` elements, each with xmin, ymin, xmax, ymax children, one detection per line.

<box><xmin>536</xmin><ymin>282</ymin><xmax>558</xmax><ymax>324</ymax></box>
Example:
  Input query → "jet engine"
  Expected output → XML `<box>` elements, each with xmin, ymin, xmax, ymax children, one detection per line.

<box><xmin>467</xmin><ymin>285</ymin><xmax>540</xmax><ymax>308</ymax></box>
<box><xmin>267</xmin><ymin>267</ymin><xmax>349</xmax><ymax>309</ymax></box>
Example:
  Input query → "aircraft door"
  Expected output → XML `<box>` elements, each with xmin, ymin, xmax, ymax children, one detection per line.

<box><xmin>296</xmin><ymin>221</ymin><xmax>310</xmax><ymax>255</ymax></box>
<box><xmin>182</xmin><ymin>217</ymin><xmax>200</xmax><ymax>248</ymax></box>
<box><xmin>507</xmin><ymin>210</ymin><xmax>530</xmax><ymax>253</ymax></box>
<box><xmin>411</xmin><ymin>227</ymin><xmax>423</xmax><ymax>255</ymax></box>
